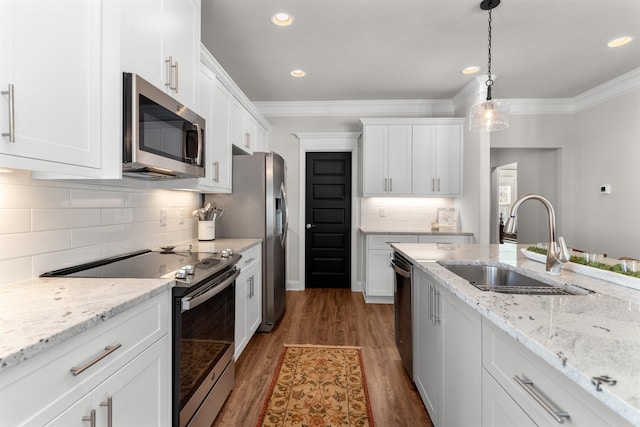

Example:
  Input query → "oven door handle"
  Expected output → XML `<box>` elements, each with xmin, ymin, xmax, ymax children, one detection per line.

<box><xmin>181</xmin><ymin>268</ymin><xmax>240</xmax><ymax>311</ymax></box>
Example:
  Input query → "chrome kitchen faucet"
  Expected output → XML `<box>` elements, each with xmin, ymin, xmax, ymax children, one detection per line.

<box><xmin>504</xmin><ymin>194</ymin><xmax>570</xmax><ymax>275</ymax></box>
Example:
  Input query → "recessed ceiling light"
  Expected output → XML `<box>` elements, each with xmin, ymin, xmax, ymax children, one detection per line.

<box><xmin>290</xmin><ymin>69</ymin><xmax>306</xmax><ymax>77</ymax></box>
<box><xmin>462</xmin><ymin>66</ymin><xmax>480</xmax><ymax>75</ymax></box>
<box><xmin>607</xmin><ymin>36</ymin><xmax>633</xmax><ymax>48</ymax></box>
<box><xmin>271</xmin><ymin>12</ymin><xmax>294</xmax><ymax>27</ymax></box>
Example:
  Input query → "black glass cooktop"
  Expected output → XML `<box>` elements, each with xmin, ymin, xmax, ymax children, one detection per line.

<box><xmin>40</xmin><ymin>249</ymin><xmax>227</xmax><ymax>279</ymax></box>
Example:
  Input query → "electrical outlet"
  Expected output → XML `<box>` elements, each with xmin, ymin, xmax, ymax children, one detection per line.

<box><xmin>600</xmin><ymin>184</ymin><xmax>611</xmax><ymax>194</ymax></box>
<box><xmin>379</xmin><ymin>207</ymin><xmax>386</xmax><ymax>217</ymax></box>
<box><xmin>160</xmin><ymin>208</ymin><xmax>168</xmax><ymax>226</ymax></box>
<box><xmin>178</xmin><ymin>208</ymin><xmax>184</xmax><ymax>225</ymax></box>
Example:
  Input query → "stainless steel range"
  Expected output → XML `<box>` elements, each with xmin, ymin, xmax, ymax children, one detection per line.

<box><xmin>41</xmin><ymin>246</ymin><xmax>241</xmax><ymax>427</ymax></box>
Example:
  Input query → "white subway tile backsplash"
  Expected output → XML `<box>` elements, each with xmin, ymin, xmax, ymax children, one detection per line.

<box><xmin>0</xmin><ymin>184</ymin><xmax>70</xmax><ymax>209</ymax></box>
<box><xmin>70</xmin><ymin>188</ymin><xmax>125</xmax><ymax>208</ymax></box>
<box><xmin>0</xmin><ymin>210</ymin><xmax>31</xmax><ymax>234</ymax></box>
<box><xmin>32</xmin><ymin>209</ymin><xmax>101</xmax><ymax>231</ymax></box>
<box><xmin>101</xmin><ymin>208</ymin><xmax>135</xmax><ymax>225</ymax></box>
<box><xmin>0</xmin><ymin>256</ymin><xmax>32</xmax><ymax>286</ymax></box>
<box><xmin>0</xmin><ymin>230</ymin><xmax>71</xmax><ymax>259</ymax></box>
<box><xmin>0</xmin><ymin>171</ymin><xmax>200</xmax><ymax>281</ymax></box>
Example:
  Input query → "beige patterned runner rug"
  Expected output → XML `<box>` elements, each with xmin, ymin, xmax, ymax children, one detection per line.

<box><xmin>256</xmin><ymin>344</ymin><xmax>375</xmax><ymax>427</ymax></box>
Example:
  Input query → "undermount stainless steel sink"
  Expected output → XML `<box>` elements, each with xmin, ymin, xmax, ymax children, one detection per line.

<box><xmin>440</xmin><ymin>264</ymin><xmax>593</xmax><ymax>296</ymax></box>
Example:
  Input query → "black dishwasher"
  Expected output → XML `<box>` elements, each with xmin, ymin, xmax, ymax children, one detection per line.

<box><xmin>391</xmin><ymin>251</ymin><xmax>413</xmax><ymax>379</ymax></box>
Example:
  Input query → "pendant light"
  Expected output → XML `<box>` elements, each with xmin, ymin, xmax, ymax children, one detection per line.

<box><xmin>469</xmin><ymin>0</ymin><xmax>510</xmax><ymax>132</ymax></box>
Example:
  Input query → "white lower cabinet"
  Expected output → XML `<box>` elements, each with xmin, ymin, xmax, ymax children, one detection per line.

<box><xmin>418</xmin><ymin>234</ymin><xmax>470</xmax><ymax>244</ymax></box>
<box><xmin>364</xmin><ymin>234</ymin><xmax>417</xmax><ymax>303</ymax></box>
<box><xmin>46</xmin><ymin>335</ymin><xmax>170</xmax><ymax>426</ymax></box>
<box><xmin>234</xmin><ymin>244</ymin><xmax>262</xmax><ymax>359</ymax></box>
<box><xmin>482</xmin><ymin>320</ymin><xmax>632</xmax><ymax>427</ymax></box>
<box><xmin>413</xmin><ymin>267</ymin><xmax>482</xmax><ymax>427</ymax></box>
<box><xmin>0</xmin><ymin>291</ymin><xmax>171</xmax><ymax>426</ymax></box>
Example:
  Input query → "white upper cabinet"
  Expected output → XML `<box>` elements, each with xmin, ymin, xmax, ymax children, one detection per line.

<box><xmin>194</xmin><ymin>64</ymin><xmax>232</xmax><ymax>192</ymax></box>
<box><xmin>362</xmin><ymin>124</ymin><xmax>412</xmax><ymax>196</ymax></box>
<box><xmin>0</xmin><ymin>0</ymin><xmax>104</xmax><ymax>175</ymax></box>
<box><xmin>361</xmin><ymin>118</ymin><xmax>463</xmax><ymax>197</ymax></box>
<box><xmin>121</xmin><ymin>0</ymin><xmax>201</xmax><ymax>110</ymax></box>
<box><xmin>412</xmin><ymin>123</ymin><xmax>463</xmax><ymax>196</ymax></box>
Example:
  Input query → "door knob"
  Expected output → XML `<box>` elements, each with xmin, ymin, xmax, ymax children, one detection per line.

<box><xmin>305</xmin><ymin>224</ymin><xmax>316</xmax><ymax>229</ymax></box>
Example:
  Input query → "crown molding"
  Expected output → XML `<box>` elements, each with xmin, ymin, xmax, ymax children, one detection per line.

<box><xmin>254</xmin><ymin>68</ymin><xmax>640</xmax><ymax>118</ymax></box>
<box><xmin>255</xmin><ymin>99</ymin><xmax>455</xmax><ymax>118</ymax></box>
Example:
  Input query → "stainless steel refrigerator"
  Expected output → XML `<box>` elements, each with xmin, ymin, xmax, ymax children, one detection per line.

<box><xmin>205</xmin><ymin>152</ymin><xmax>288</xmax><ymax>332</ymax></box>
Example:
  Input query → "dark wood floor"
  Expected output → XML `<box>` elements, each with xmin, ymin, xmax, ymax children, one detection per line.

<box><xmin>213</xmin><ymin>288</ymin><xmax>433</xmax><ymax>426</ymax></box>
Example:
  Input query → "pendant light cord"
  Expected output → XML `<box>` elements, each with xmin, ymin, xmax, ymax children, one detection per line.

<box><xmin>486</xmin><ymin>6</ymin><xmax>494</xmax><ymax>100</ymax></box>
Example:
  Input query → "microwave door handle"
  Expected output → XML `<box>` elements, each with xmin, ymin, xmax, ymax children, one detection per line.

<box><xmin>181</xmin><ymin>268</ymin><xmax>240</xmax><ymax>311</ymax></box>
<box><xmin>194</xmin><ymin>122</ymin><xmax>203</xmax><ymax>166</ymax></box>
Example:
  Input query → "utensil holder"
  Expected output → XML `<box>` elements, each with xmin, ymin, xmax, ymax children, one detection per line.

<box><xmin>198</xmin><ymin>221</ymin><xmax>215</xmax><ymax>241</ymax></box>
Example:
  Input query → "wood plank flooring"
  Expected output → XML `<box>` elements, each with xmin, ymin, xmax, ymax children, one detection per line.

<box><xmin>213</xmin><ymin>289</ymin><xmax>433</xmax><ymax>426</ymax></box>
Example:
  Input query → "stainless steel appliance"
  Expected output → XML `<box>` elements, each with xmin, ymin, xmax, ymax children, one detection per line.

<box><xmin>391</xmin><ymin>251</ymin><xmax>413</xmax><ymax>378</ymax></box>
<box><xmin>41</xmin><ymin>246</ymin><xmax>240</xmax><ymax>427</ymax></box>
<box><xmin>206</xmin><ymin>152</ymin><xmax>288</xmax><ymax>332</ymax></box>
<box><xmin>123</xmin><ymin>72</ymin><xmax>206</xmax><ymax>180</ymax></box>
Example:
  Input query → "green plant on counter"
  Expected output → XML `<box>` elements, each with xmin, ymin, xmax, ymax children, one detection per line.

<box><xmin>526</xmin><ymin>246</ymin><xmax>640</xmax><ymax>279</ymax></box>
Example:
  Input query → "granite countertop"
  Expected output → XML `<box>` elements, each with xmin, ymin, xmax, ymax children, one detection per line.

<box><xmin>392</xmin><ymin>243</ymin><xmax>640</xmax><ymax>425</ymax></box>
<box><xmin>359</xmin><ymin>227</ymin><xmax>473</xmax><ymax>235</ymax></box>
<box><xmin>0</xmin><ymin>238</ymin><xmax>261</xmax><ymax>372</ymax></box>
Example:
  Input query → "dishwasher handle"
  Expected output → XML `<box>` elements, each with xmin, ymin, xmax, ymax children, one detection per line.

<box><xmin>390</xmin><ymin>258</ymin><xmax>412</xmax><ymax>278</ymax></box>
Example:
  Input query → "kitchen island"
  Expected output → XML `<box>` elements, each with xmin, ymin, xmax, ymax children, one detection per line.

<box><xmin>392</xmin><ymin>243</ymin><xmax>640</xmax><ymax>426</ymax></box>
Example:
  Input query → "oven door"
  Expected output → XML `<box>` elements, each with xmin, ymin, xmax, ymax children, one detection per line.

<box><xmin>173</xmin><ymin>267</ymin><xmax>239</xmax><ymax>427</ymax></box>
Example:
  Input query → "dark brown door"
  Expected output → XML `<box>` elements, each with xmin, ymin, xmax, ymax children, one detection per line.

<box><xmin>305</xmin><ymin>152</ymin><xmax>351</xmax><ymax>288</ymax></box>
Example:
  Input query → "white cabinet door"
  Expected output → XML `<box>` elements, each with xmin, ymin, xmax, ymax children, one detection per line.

<box><xmin>413</xmin><ymin>270</ymin><xmax>440</xmax><ymax>424</ymax></box>
<box><xmin>46</xmin><ymin>336</ymin><xmax>170</xmax><ymax>427</ymax></box>
<box><xmin>230</xmin><ymin>98</ymin><xmax>245</xmax><ymax>153</ymax></box>
<box><xmin>365</xmin><ymin>235</ymin><xmax>417</xmax><ymax>303</ymax></box>
<box><xmin>121</xmin><ymin>0</ymin><xmax>200</xmax><ymax>110</ymax></box>
<box><xmin>362</xmin><ymin>125</ymin><xmax>388</xmax><ymax>195</ymax></box>
<box><xmin>413</xmin><ymin>268</ymin><xmax>481</xmax><ymax>427</ymax></box>
<box><xmin>418</xmin><ymin>235</ymin><xmax>470</xmax><ymax>244</ymax></box>
<box><xmin>242</xmin><ymin>111</ymin><xmax>257</xmax><ymax>154</ymax></box>
<box><xmin>0</xmin><ymin>0</ymin><xmax>102</xmax><ymax>170</ymax></box>
<box><xmin>435</xmin><ymin>125</ymin><xmax>462</xmax><ymax>196</ymax></box>
<box><xmin>439</xmin><ymin>288</ymin><xmax>482</xmax><ymax>427</ymax></box>
<box><xmin>234</xmin><ymin>270</ymin><xmax>248</xmax><ymax>359</ymax></box>
<box><xmin>387</xmin><ymin>125</ymin><xmax>412</xmax><ymax>195</ymax></box>
<box><xmin>195</xmin><ymin>67</ymin><xmax>231</xmax><ymax>192</ymax></box>
<box><xmin>411</xmin><ymin>125</ymin><xmax>438</xmax><ymax>195</ymax></box>
<box><xmin>412</xmin><ymin>124</ymin><xmax>463</xmax><ymax>196</ymax></box>
<box><xmin>235</xmin><ymin>244</ymin><xmax>262</xmax><ymax>359</ymax></box>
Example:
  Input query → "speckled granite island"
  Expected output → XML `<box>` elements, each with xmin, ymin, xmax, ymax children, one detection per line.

<box><xmin>392</xmin><ymin>243</ymin><xmax>640</xmax><ymax>426</ymax></box>
<box><xmin>0</xmin><ymin>238</ymin><xmax>260</xmax><ymax>371</ymax></box>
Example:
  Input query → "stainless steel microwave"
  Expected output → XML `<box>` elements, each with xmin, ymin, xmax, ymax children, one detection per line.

<box><xmin>122</xmin><ymin>72</ymin><xmax>205</xmax><ymax>179</ymax></box>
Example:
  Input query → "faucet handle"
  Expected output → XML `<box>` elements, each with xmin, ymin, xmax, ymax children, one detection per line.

<box><xmin>557</xmin><ymin>236</ymin><xmax>570</xmax><ymax>262</ymax></box>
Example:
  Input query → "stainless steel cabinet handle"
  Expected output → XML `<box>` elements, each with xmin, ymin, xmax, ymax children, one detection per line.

<box><xmin>212</xmin><ymin>161</ymin><xmax>219</xmax><ymax>183</ymax></box>
<box><xmin>428</xmin><ymin>286</ymin><xmax>434</xmax><ymax>323</ymax></box>
<box><xmin>437</xmin><ymin>178</ymin><xmax>441</xmax><ymax>192</ymax></box>
<box><xmin>71</xmin><ymin>344</ymin><xmax>122</xmax><ymax>376</ymax></box>
<box><xmin>431</xmin><ymin>178</ymin><xmax>435</xmax><ymax>192</ymax></box>
<box><xmin>434</xmin><ymin>289</ymin><xmax>441</xmax><ymax>324</ymax></box>
<box><xmin>389</xmin><ymin>177</ymin><xmax>393</xmax><ymax>192</ymax></box>
<box><xmin>1</xmin><ymin>84</ymin><xmax>15</xmax><ymax>142</ymax></box>
<box><xmin>514</xmin><ymin>375</ymin><xmax>570</xmax><ymax>423</ymax></box>
<box><xmin>82</xmin><ymin>409</ymin><xmax>96</xmax><ymax>427</ymax></box>
<box><xmin>244</xmin><ymin>257</ymin><xmax>255</xmax><ymax>265</ymax></box>
<box><xmin>383</xmin><ymin>178</ymin><xmax>387</xmax><ymax>192</ymax></box>
<box><xmin>173</xmin><ymin>60</ymin><xmax>179</xmax><ymax>93</ymax></box>
<box><xmin>100</xmin><ymin>397</ymin><xmax>113</xmax><ymax>427</ymax></box>
<box><xmin>244</xmin><ymin>131</ymin><xmax>251</xmax><ymax>148</ymax></box>
<box><xmin>165</xmin><ymin>56</ymin><xmax>173</xmax><ymax>89</ymax></box>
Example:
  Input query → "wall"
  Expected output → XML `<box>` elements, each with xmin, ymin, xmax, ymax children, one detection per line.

<box><xmin>0</xmin><ymin>170</ymin><xmax>200</xmax><ymax>285</ymax></box>
<box><xmin>566</xmin><ymin>89</ymin><xmax>640</xmax><ymax>258</ymax></box>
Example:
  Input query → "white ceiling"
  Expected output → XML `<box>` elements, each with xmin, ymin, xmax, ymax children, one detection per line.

<box><xmin>201</xmin><ymin>0</ymin><xmax>640</xmax><ymax>103</ymax></box>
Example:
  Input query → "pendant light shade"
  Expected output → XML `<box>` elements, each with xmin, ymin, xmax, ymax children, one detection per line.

<box><xmin>469</xmin><ymin>0</ymin><xmax>509</xmax><ymax>132</ymax></box>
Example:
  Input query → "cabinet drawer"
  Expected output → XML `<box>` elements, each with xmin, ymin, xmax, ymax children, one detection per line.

<box><xmin>0</xmin><ymin>292</ymin><xmax>169</xmax><ymax>426</ymax></box>
<box><xmin>482</xmin><ymin>321</ymin><xmax>631</xmax><ymax>427</ymax></box>
<box><xmin>239</xmin><ymin>244</ymin><xmax>261</xmax><ymax>270</ymax></box>
<box><xmin>367</xmin><ymin>234</ymin><xmax>418</xmax><ymax>250</ymax></box>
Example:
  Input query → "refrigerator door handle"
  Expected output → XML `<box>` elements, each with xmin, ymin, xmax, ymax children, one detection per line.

<box><xmin>280</xmin><ymin>183</ymin><xmax>289</xmax><ymax>246</ymax></box>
